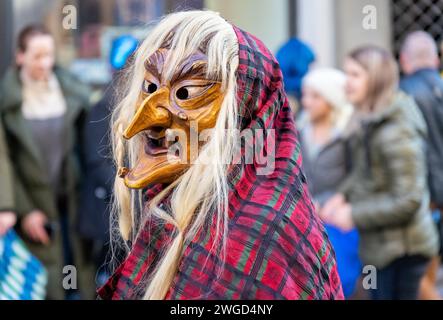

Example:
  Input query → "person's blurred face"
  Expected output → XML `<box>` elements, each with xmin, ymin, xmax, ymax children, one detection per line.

<box><xmin>16</xmin><ymin>35</ymin><xmax>55</xmax><ymax>81</ymax></box>
<box><xmin>400</xmin><ymin>52</ymin><xmax>440</xmax><ymax>75</ymax></box>
<box><xmin>301</xmin><ymin>86</ymin><xmax>332</xmax><ymax>123</ymax></box>
<box><xmin>399</xmin><ymin>53</ymin><xmax>413</xmax><ymax>75</ymax></box>
<box><xmin>344</xmin><ymin>58</ymin><xmax>369</xmax><ymax>108</ymax></box>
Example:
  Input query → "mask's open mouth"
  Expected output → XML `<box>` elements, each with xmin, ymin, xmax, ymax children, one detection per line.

<box><xmin>143</xmin><ymin>127</ymin><xmax>180</xmax><ymax>156</ymax></box>
<box><xmin>144</xmin><ymin>132</ymin><xmax>168</xmax><ymax>156</ymax></box>
<box><xmin>123</xmin><ymin>127</ymin><xmax>186</xmax><ymax>189</ymax></box>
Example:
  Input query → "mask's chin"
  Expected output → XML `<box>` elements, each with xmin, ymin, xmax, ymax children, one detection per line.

<box><xmin>123</xmin><ymin>133</ymin><xmax>189</xmax><ymax>189</ymax></box>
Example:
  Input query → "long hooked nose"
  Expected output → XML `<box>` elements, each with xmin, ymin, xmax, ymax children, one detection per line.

<box><xmin>123</xmin><ymin>87</ymin><xmax>172</xmax><ymax>139</ymax></box>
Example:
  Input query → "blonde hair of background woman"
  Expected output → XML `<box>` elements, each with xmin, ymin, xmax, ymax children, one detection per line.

<box><xmin>348</xmin><ymin>45</ymin><xmax>399</xmax><ymax>113</ymax></box>
<box><xmin>111</xmin><ymin>10</ymin><xmax>239</xmax><ymax>299</ymax></box>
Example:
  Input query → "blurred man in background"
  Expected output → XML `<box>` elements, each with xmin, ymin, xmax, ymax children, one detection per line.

<box><xmin>400</xmin><ymin>30</ymin><xmax>443</xmax><ymax>300</ymax></box>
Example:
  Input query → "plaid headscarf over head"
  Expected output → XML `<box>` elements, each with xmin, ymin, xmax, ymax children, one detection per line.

<box><xmin>98</xmin><ymin>26</ymin><xmax>343</xmax><ymax>300</ymax></box>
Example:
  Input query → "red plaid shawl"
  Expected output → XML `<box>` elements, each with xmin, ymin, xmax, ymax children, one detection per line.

<box><xmin>98</xmin><ymin>26</ymin><xmax>343</xmax><ymax>300</ymax></box>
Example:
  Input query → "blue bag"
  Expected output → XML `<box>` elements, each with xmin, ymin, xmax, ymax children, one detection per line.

<box><xmin>0</xmin><ymin>229</ymin><xmax>47</xmax><ymax>300</ymax></box>
<box><xmin>324</xmin><ymin>224</ymin><xmax>362</xmax><ymax>298</ymax></box>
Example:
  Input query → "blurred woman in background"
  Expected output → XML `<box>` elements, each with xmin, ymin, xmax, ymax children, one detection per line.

<box><xmin>299</xmin><ymin>68</ymin><xmax>360</xmax><ymax>298</ymax></box>
<box><xmin>0</xmin><ymin>25</ymin><xmax>92</xmax><ymax>299</ymax></box>
<box><xmin>299</xmin><ymin>68</ymin><xmax>353</xmax><ymax>205</ymax></box>
<box><xmin>321</xmin><ymin>46</ymin><xmax>439</xmax><ymax>300</ymax></box>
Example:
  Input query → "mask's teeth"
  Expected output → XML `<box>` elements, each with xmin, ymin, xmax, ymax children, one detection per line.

<box><xmin>165</xmin><ymin>129</ymin><xmax>174</xmax><ymax>149</ymax></box>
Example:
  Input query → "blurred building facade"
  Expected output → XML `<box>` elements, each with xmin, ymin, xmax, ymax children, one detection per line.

<box><xmin>0</xmin><ymin>0</ymin><xmax>442</xmax><ymax>80</ymax></box>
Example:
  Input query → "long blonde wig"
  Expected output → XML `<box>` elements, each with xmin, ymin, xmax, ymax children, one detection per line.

<box><xmin>110</xmin><ymin>10</ymin><xmax>239</xmax><ymax>300</ymax></box>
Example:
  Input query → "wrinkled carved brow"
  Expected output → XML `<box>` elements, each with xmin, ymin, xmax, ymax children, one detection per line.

<box><xmin>144</xmin><ymin>50</ymin><xmax>166</xmax><ymax>79</ymax></box>
<box><xmin>171</xmin><ymin>59</ymin><xmax>208</xmax><ymax>83</ymax></box>
<box><xmin>144</xmin><ymin>50</ymin><xmax>210</xmax><ymax>83</ymax></box>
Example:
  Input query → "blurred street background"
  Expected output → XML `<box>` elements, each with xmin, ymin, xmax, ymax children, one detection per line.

<box><xmin>1</xmin><ymin>0</ymin><xmax>442</xmax><ymax>80</ymax></box>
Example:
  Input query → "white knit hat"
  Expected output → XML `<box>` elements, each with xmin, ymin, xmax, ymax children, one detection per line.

<box><xmin>302</xmin><ymin>68</ymin><xmax>353</xmax><ymax>131</ymax></box>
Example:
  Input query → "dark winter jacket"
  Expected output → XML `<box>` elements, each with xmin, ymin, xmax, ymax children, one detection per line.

<box><xmin>400</xmin><ymin>68</ymin><xmax>443</xmax><ymax>207</ymax></box>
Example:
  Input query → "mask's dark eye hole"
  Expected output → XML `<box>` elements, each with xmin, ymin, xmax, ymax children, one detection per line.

<box><xmin>143</xmin><ymin>80</ymin><xmax>157</xmax><ymax>94</ymax></box>
<box><xmin>176</xmin><ymin>87</ymin><xmax>189</xmax><ymax>100</ymax></box>
<box><xmin>147</xmin><ymin>83</ymin><xmax>157</xmax><ymax>94</ymax></box>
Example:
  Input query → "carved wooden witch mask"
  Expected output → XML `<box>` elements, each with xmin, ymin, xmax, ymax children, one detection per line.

<box><xmin>119</xmin><ymin>48</ymin><xmax>224</xmax><ymax>189</ymax></box>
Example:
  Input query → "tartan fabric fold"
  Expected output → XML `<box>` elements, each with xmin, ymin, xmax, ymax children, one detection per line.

<box><xmin>98</xmin><ymin>26</ymin><xmax>343</xmax><ymax>300</ymax></box>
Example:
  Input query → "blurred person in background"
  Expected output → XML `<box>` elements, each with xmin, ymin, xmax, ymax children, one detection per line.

<box><xmin>298</xmin><ymin>68</ymin><xmax>361</xmax><ymax>299</ymax></box>
<box><xmin>0</xmin><ymin>121</ymin><xmax>15</xmax><ymax>237</ymax></box>
<box><xmin>78</xmin><ymin>34</ymin><xmax>138</xmax><ymax>289</ymax></box>
<box><xmin>321</xmin><ymin>45</ymin><xmax>439</xmax><ymax>300</ymax></box>
<box><xmin>0</xmin><ymin>25</ymin><xmax>92</xmax><ymax>299</ymax></box>
<box><xmin>276</xmin><ymin>38</ymin><xmax>315</xmax><ymax>115</ymax></box>
<box><xmin>400</xmin><ymin>31</ymin><xmax>443</xmax><ymax>300</ymax></box>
